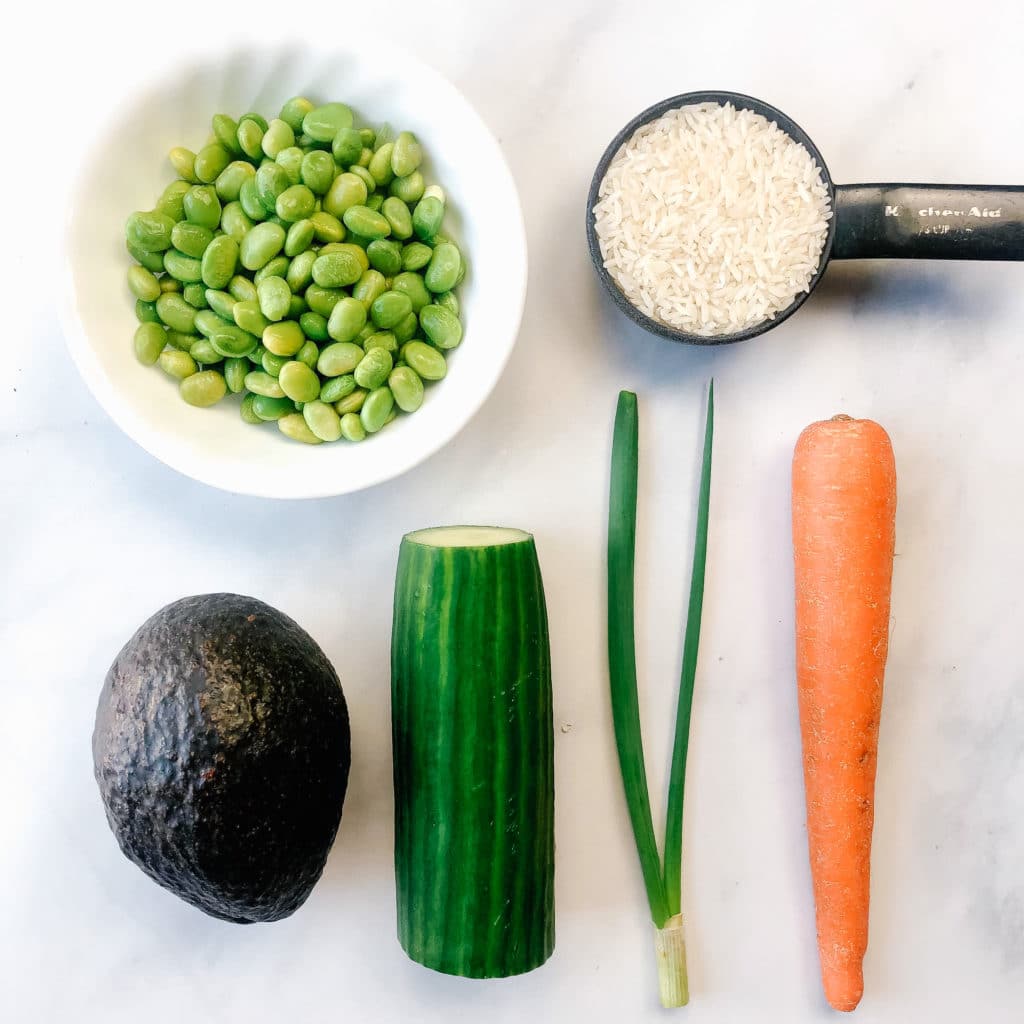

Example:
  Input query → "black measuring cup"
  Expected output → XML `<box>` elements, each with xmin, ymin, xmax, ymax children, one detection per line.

<box><xmin>585</xmin><ymin>90</ymin><xmax>1024</xmax><ymax>345</ymax></box>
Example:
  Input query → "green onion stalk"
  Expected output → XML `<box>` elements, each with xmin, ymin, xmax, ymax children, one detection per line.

<box><xmin>607</xmin><ymin>383</ymin><xmax>714</xmax><ymax>1008</ymax></box>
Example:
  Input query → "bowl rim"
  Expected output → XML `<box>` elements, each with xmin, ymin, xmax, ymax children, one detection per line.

<box><xmin>584</xmin><ymin>89</ymin><xmax>836</xmax><ymax>346</ymax></box>
<box><xmin>61</xmin><ymin>41</ymin><xmax>527</xmax><ymax>499</ymax></box>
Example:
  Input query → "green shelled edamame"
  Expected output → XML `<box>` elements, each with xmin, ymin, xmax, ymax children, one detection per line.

<box><xmin>123</xmin><ymin>98</ymin><xmax>466</xmax><ymax>444</ymax></box>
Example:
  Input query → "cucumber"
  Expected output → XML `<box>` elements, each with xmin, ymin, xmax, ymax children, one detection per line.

<box><xmin>391</xmin><ymin>526</ymin><xmax>555</xmax><ymax>978</ymax></box>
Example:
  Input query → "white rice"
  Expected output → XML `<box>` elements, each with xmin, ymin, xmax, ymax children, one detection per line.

<box><xmin>593</xmin><ymin>102</ymin><xmax>832</xmax><ymax>336</ymax></box>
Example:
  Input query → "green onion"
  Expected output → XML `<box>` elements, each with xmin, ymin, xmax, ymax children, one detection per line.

<box><xmin>606</xmin><ymin>383</ymin><xmax>714</xmax><ymax>1008</ymax></box>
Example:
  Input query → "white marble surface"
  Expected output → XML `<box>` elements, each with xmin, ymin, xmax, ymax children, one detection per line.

<box><xmin>4</xmin><ymin>1</ymin><xmax>1023</xmax><ymax>1019</ymax></box>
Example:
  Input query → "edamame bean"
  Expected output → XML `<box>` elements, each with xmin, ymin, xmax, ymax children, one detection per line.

<box><xmin>354</xmin><ymin>347</ymin><xmax>393</xmax><ymax>390</ymax></box>
<box><xmin>352</xmin><ymin>269</ymin><xmax>388</xmax><ymax>307</ymax></box>
<box><xmin>367</xmin><ymin>239</ymin><xmax>402</xmax><ymax>276</ymax></box>
<box><xmin>276</xmin><ymin>184</ymin><xmax>316</xmax><ymax>223</ymax></box>
<box><xmin>285</xmin><ymin>218</ymin><xmax>315</xmax><ymax>257</ymax></box>
<box><xmin>339</xmin><ymin>411</ymin><xmax>366</xmax><ymax>441</ymax></box>
<box><xmin>348</xmin><ymin>164</ymin><xmax>376</xmax><ymax>195</ymax></box>
<box><xmin>229</xmin><ymin>275</ymin><xmax>258</xmax><ymax>302</ymax></box>
<box><xmin>419</xmin><ymin>303</ymin><xmax>463</xmax><ymax>350</ymax></box>
<box><xmin>288</xmin><ymin>294</ymin><xmax>307</xmax><ymax>319</ymax></box>
<box><xmin>262</xmin><ymin>319</ymin><xmax>305</xmax><ymax>357</ymax></box>
<box><xmin>302</xmin><ymin>102</ymin><xmax>353</xmax><ymax>142</ymax></box>
<box><xmin>401</xmin><ymin>241</ymin><xmax>433</xmax><ymax>271</ymax></box>
<box><xmin>224</xmin><ymin>357</ymin><xmax>248</xmax><ymax>393</ymax></box>
<box><xmin>278</xmin><ymin>412</ymin><xmax>322</xmax><ymax>444</ymax></box>
<box><xmin>245</xmin><ymin>371</ymin><xmax>286</xmax><ymax>398</ymax></box>
<box><xmin>248</xmin><ymin>343</ymin><xmax>267</xmax><ymax>364</ymax></box>
<box><xmin>363</xmin><ymin>331</ymin><xmax>398</xmax><ymax>354</ymax></box>
<box><xmin>169</xmin><ymin>146</ymin><xmax>198</xmax><ymax>182</ymax></box>
<box><xmin>128</xmin><ymin>265</ymin><xmax>161</xmax><ymax>302</ymax></box>
<box><xmin>136</xmin><ymin>299</ymin><xmax>159</xmax><ymax>324</ymax></box>
<box><xmin>239</xmin><ymin>177</ymin><xmax>267</xmax><ymax>220</ymax></box>
<box><xmin>287</xmin><ymin>250</ymin><xmax>317</xmax><ymax>292</ymax></box>
<box><xmin>320</xmin><ymin>374</ymin><xmax>356</xmax><ymax>403</ymax></box>
<box><xmin>128</xmin><ymin>239</ymin><xmax>167</xmax><ymax>273</ymax></box>
<box><xmin>342</xmin><ymin>205</ymin><xmax>390</xmax><ymax>240</ymax></box>
<box><xmin>215</xmin><ymin>160</ymin><xmax>256</xmax><ymax>201</ymax></box>
<box><xmin>201</xmin><ymin>235</ymin><xmax>239</xmax><ymax>289</ymax></box>
<box><xmin>189</xmin><ymin>338</ymin><xmax>222</xmax><ymax>365</ymax></box>
<box><xmin>158</xmin><ymin>349</ymin><xmax>197</xmax><ymax>380</ymax></box>
<box><xmin>312</xmin><ymin>250</ymin><xmax>362</xmax><ymax>288</ymax></box>
<box><xmin>257</xmin><ymin>277</ymin><xmax>292</xmax><ymax>322</ymax></box>
<box><xmin>391</xmin><ymin>131</ymin><xmax>422</xmax><ymax>178</ymax></box>
<box><xmin>220</xmin><ymin>201</ymin><xmax>254</xmax><ymax>243</ymax></box>
<box><xmin>230</xmin><ymin>299</ymin><xmax>266</xmax><ymax>335</ymax></box>
<box><xmin>300</xmin><ymin>150</ymin><xmax>335</xmax><ymax>195</ymax></box>
<box><xmin>280</xmin><ymin>96</ymin><xmax>315</xmax><ymax>133</ymax></box>
<box><xmin>360</xmin><ymin>386</ymin><xmax>394</xmax><ymax>433</ymax></box>
<box><xmin>252</xmin><ymin>394</ymin><xmax>293</xmax><ymax>421</ymax></box>
<box><xmin>262</xmin><ymin>118</ymin><xmax>295</xmax><ymax>159</ymax></box>
<box><xmin>323</xmin><ymin>172</ymin><xmax>367</xmax><ymax>219</ymax></box>
<box><xmin>389</xmin><ymin>365</ymin><xmax>424</xmax><ymax>412</ymax></box>
<box><xmin>261</xmin><ymin>350</ymin><xmax>288</xmax><ymax>377</ymax></box>
<box><xmin>389</xmin><ymin>170</ymin><xmax>425</xmax><ymax>204</ymax></box>
<box><xmin>332</xmin><ymin>127</ymin><xmax>363</xmax><ymax>167</ymax></box>
<box><xmin>194</xmin><ymin>143</ymin><xmax>231</xmax><ymax>184</ymax></box>
<box><xmin>412</xmin><ymin>195</ymin><xmax>444</xmax><ymax>241</ymax></box>
<box><xmin>156</xmin><ymin>179</ymin><xmax>191</xmax><ymax>221</ymax></box>
<box><xmin>357</xmin><ymin>147</ymin><xmax>373</xmax><ymax>168</ymax></box>
<box><xmin>182</xmin><ymin>186</ymin><xmax>221</xmax><ymax>230</ymax></box>
<box><xmin>317</xmin><ymin>341</ymin><xmax>364</xmax><ymax>377</ymax></box>
<box><xmin>212</xmin><ymin>114</ymin><xmax>241</xmax><ymax>155</ymax></box>
<box><xmin>304</xmin><ymin>284</ymin><xmax>344</xmax><ymax>316</ymax></box>
<box><xmin>181</xmin><ymin>369</ymin><xmax>227</xmax><ymax>406</ymax></box>
<box><xmin>254</xmin><ymin>255</ymin><xmax>290</xmax><ymax>283</ymax></box>
<box><xmin>370</xmin><ymin>290</ymin><xmax>413</xmax><ymax>329</ymax></box>
<box><xmin>156</xmin><ymin>293</ymin><xmax>197</xmax><ymax>334</ymax></box>
<box><xmin>298</xmin><ymin>311</ymin><xmax>328</xmax><ymax>341</ymax></box>
<box><xmin>133</xmin><ymin>322</ymin><xmax>166</xmax><ymax>365</ymax></box>
<box><xmin>239</xmin><ymin>222</ymin><xmax>286</xmax><ymax>270</ymax></box>
<box><xmin>393</xmin><ymin>312</ymin><xmax>419</xmax><ymax>343</ymax></box>
<box><xmin>392</xmin><ymin>271</ymin><xmax>432</xmax><ymax>312</ymax></box>
<box><xmin>436</xmin><ymin>290</ymin><xmax>460</xmax><ymax>316</ymax></box>
<box><xmin>183</xmin><ymin>283</ymin><xmax>208</xmax><ymax>309</ymax></box>
<box><xmin>165</xmin><ymin>329</ymin><xmax>198</xmax><ymax>351</ymax></box>
<box><xmin>309</xmin><ymin>211</ymin><xmax>345</xmax><ymax>243</ymax></box>
<box><xmin>240</xmin><ymin>392</ymin><xmax>262</xmax><ymax>424</ymax></box>
<box><xmin>205</xmin><ymin>289</ymin><xmax>236</xmax><ymax>320</ymax></box>
<box><xmin>170</xmin><ymin>221</ymin><xmax>213</xmax><ymax>258</ymax></box>
<box><xmin>297</xmin><ymin>340</ymin><xmax>319</xmax><ymax>370</ymax></box>
<box><xmin>275</xmin><ymin>145</ymin><xmax>304</xmax><ymax>185</ymax></box>
<box><xmin>301</xmin><ymin>400</ymin><xmax>342</xmax><ymax>442</ymax></box>
<box><xmin>210</xmin><ymin>324</ymin><xmax>258</xmax><ymax>358</ymax></box>
<box><xmin>160</xmin><ymin>277</ymin><xmax>182</xmax><ymax>293</ymax></box>
<box><xmin>336</xmin><ymin>389</ymin><xmax>368</xmax><ymax>415</ymax></box>
<box><xmin>424</xmin><ymin>242</ymin><xmax>461</xmax><ymax>293</ymax></box>
<box><xmin>256</xmin><ymin>162</ymin><xmax>290</xmax><ymax>213</ymax></box>
<box><xmin>126</xmin><ymin>210</ymin><xmax>175</xmax><ymax>252</ymax></box>
<box><xmin>365</xmin><ymin>193</ymin><xmax>384</xmax><ymax>213</ymax></box>
<box><xmin>194</xmin><ymin>308</ymin><xmax>231</xmax><ymax>338</ymax></box>
<box><xmin>368</xmin><ymin>143</ymin><xmax>394</xmax><ymax>187</ymax></box>
<box><xmin>279</xmin><ymin>360</ymin><xmax>320</xmax><ymax>402</ymax></box>
<box><xmin>403</xmin><ymin>340</ymin><xmax>447</xmax><ymax>380</ymax></box>
<box><xmin>326</xmin><ymin>296</ymin><xmax>367</xmax><ymax>343</ymax></box>
<box><xmin>237</xmin><ymin>118</ymin><xmax>265</xmax><ymax>160</ymax></box>
<box><xmin>380</xmin><ymin>196</ymin><xmax>413</xmax><ymax>240</ymax></box>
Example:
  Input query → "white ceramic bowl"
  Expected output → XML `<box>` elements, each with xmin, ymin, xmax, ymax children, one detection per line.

<box><xmin>62</xmin><ymin>44</ymin><xmax>526</xmax><ymax>498</ymax></box>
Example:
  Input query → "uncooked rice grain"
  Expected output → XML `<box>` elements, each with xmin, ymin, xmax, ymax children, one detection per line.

<box><xmin>593</xmin><ymin>102</ymin><xmax>832</xmax><ymax>336</ymax></box>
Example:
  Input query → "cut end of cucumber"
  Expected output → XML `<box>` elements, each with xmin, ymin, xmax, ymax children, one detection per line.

<box><xmin>404</xmin><ymin>526</ymin><xmax>533</xmax><ymax>548</ymax></box>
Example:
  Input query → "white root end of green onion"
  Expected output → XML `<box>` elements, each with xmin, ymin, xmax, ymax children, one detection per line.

<box><xmin>654</xmin><ymin>914</ymin><xmax>689</xmax><ymax>1008</ymax></box>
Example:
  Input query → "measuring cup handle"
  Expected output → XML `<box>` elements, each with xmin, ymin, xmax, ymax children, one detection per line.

<box><xmin>832</xmin><ymin>184</ymin><xmax>1024</xmax><ymax>260</ymax></box>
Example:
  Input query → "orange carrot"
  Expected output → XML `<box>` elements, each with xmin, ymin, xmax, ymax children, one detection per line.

<box><xmin>791</xmin><ymin>415</ymin><xmax>896</xmax><ymax>1013</ymax></box>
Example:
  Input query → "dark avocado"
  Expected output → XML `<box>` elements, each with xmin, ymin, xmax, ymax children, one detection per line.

<box><xmin>93</xmin><ymin>593</ymin><xmax>351</xmax><ymax>924</ymax></box>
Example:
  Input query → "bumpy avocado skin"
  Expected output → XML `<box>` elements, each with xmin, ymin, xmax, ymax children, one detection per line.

<box><xmin>93</xmin><ymin>593</ymin><xmax>351</xmax><ymax>924</ymax></box>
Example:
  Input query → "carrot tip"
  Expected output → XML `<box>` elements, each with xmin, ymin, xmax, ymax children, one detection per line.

<box><xmin>823</xmin><ymin>968</ymin><xmax>864</xmax><ymax>1012</ymax></box>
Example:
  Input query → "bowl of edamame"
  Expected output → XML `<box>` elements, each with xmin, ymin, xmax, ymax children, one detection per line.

<box><xmin>62</xmin><ymin>43</ymin><xmax>526</xmax><ymax>498</ymax></box>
